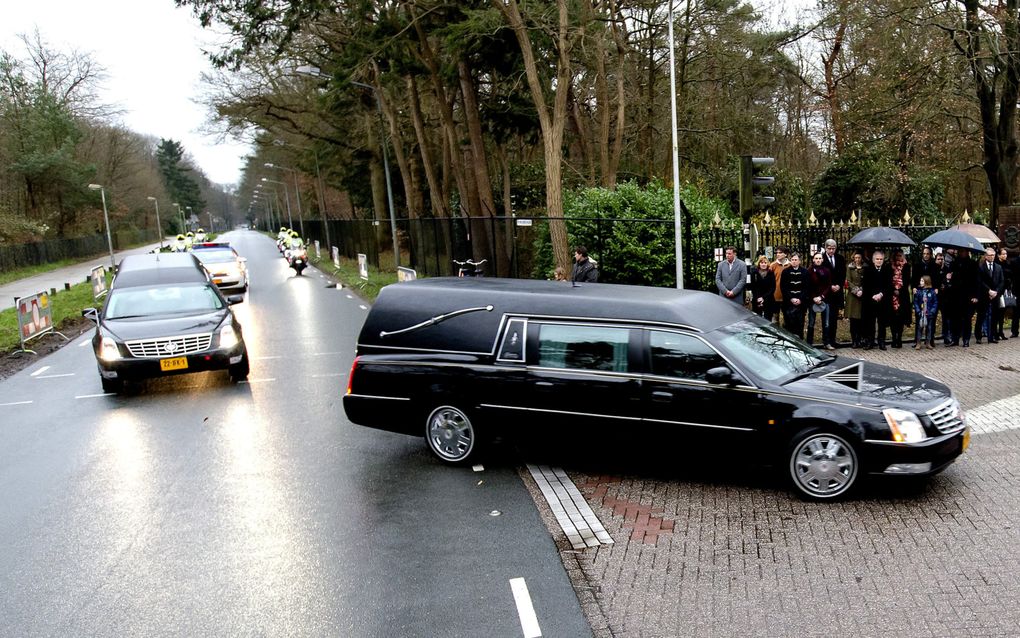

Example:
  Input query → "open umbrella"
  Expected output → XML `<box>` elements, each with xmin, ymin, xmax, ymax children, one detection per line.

<box><xmin>950</xmin><ymin>223</ymin><xmax>1000</xmax><ymax>244</ymax></box>
<box><xmin>847</xmin><ymin>227</ymin><xmax>916</xmax><ymax>247</ymax></box>
<box><xmin>921</xmin><ymin>228</ymin><xmax>985</xmax><ymax>252</ymax></box>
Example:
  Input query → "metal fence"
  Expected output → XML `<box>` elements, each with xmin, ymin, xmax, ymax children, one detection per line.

<box><xmin>301</xmin><ymin>216</ymin><xmax>745</xmax><ymax>292</ymax></box>
<box><xmin>0</xmin><ymin>229</ymin><xmax>158</xmax><ymax>272</ymax></box>
<box><xmin>300</xmin><ymin>216</ymin><xmax>968</xmax><ymax>290</ymax></box>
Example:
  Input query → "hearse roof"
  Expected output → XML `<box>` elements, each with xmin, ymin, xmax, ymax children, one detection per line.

<box><xmin>359</xmin><ymin>278</ymin><xmax>750</xmax><ymax>354</ymax></box>
<box><xmin>112</xmin><ymin>253</ymin><xmax>210</xmax><ymax>288</ymax></box>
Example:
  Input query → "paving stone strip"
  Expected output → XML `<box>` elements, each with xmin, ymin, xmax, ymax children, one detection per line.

<box><xmin>965</xmin><ymin>393</ymin><xmax>1020</xmax><ymax>435</ymax></box>
<box><xmin>526</xmin><ymin>464</ymin><xmax>613</xmax><ymax>550</ymax></box>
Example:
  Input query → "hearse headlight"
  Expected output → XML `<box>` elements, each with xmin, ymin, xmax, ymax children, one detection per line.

<box><xmin>219</xmin><ymin>324</ymin><xmax>239</xmax><ymax>350</ymax></box>
<box><xmin>99</xmin><ymin>337</ymin><xmax>121</xmax><ymax>362</ymax></box>
<box><xmin>883</xmin><ymin>408</ymin><xmax>927</xmax><ymax>443</ymax></box>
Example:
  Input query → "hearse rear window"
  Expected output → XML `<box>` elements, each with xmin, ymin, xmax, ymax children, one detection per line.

<box><xmin>649</xmin><ymin>330</ymin><xmax>725</xmax><ymax>382</ymax></box>
<box><xmin>537</xmin><ymin>324</ymin><xmax>629</xmax><ymax>372</ymax></box>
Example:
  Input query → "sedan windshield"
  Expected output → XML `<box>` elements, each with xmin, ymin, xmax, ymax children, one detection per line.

<box><xmin>195</xmin><ymin>250</ymin><xmax>238</xmax><ymax>264</ymax></box>
<box><xmin>105</xmin><ymin>284</ymin><xmax>224</xmax><ymax>319</ymax></box>
<box><xmin>714</xmin><ymin>319</ymin><xmax>833</xmax><ymax>382</ymax></box>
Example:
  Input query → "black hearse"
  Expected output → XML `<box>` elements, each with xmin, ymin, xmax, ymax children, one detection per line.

<box><xmin>343</xmin><ymin>278</ymin><xmax>969</xmax><ymax>500</ymax></box>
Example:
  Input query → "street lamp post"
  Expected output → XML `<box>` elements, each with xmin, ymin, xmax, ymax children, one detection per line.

<box><xmin>185</xmin><ymin>206</ymin><xmax>193</xmax><ymax>232</ymax></box>
<box><xmin>88</xmin><ymin>184</ymin><xmax>116</xmax><ymax>269</ymax></box>
<box><xmin>350</xmin><ymin>80</ymin><xmax>400</xmax><ymax>269</ymax></box>
<box><xmin>146</xmin><ymin>197</ymin><xmax>164</xmax><ymax>249</ymax></box>
<box><xmin>265</xmin><ymin>163</ymin><xmax>305</xmax><ymax>237</ymax></box>
<box><xmin>208</xmin><ymin>211</ymin><xmax>214</xmax><ymax>233</ymax></box>
<box><xmin>262</xmin><ymin>177</ymin><xmax>293</xmax><ymax>228</ymax></box>
<box><xmin>172</xmin><ymin>202</ymin><xmax>185</xmax><ymax>233</ymax></box>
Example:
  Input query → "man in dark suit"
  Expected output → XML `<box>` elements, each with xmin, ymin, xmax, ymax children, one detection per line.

<box><xmin>976</xmin><ymin>247</ymin><xmax>1005</xmax><ymax>343</ymax></box>
<box><xmin>822</xmin><ymin>238</ymin><xmax>847</xmax><ymax>348</ymax></box>
<box><xmin>952</xmin><ymin>249</ymin><xmax>980</xmax><ymax>346</ymax></box>
<box><xmin>780</xmin><ymin>253</ymin><xmax>810</xmax><ymax>339</ymax></box>
<box><xmin>861</xmin><ymin>250</ymin><xmax>894</xmax><ymax>350</ymax></box>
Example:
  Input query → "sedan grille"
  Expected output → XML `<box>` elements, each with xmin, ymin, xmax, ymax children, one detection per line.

<box><xmin>926</xmin><ymin>398</ymin><xmax>965</xmax><ymax>434</ymax></box>
<box><xmin>125</xmin><ymin>333</ymin><xmax>213</xmax><ymax>358</ymax></box>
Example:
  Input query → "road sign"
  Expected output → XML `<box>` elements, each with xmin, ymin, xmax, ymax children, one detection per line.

<box><xmin>397</xmin><ymin>267</ymin><xmax>417</xmax><ymax>282</ymax></box>
<box><xmin>358</xmin><ymin>253</ymin><xmax>368</xmax><ymax>280</ymax></box>
<box><xmin>91</xmin><ymin>266</ymin><xmax>107</xmax><ymax>300</ymax></box>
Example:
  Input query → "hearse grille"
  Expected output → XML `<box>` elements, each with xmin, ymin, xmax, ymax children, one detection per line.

<box><xmin>126</xmin><ymin>334</ymin><xmax>212</xmax><ymax>358</ymax></box>
<box><xmin>926</xmin><ymin>398</ymin><xmax>965</xmax><ymax>434</ymax></box>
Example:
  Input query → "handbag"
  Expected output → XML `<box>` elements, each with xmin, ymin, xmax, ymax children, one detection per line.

<box><xmin>1001</xmin><ymin>290</ymin><xmax>1017</xmax><ymax>309</ymax></box>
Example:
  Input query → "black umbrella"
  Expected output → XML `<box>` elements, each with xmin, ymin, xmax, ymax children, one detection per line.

<box><xmin>921</xmin><ymin>229</ymin><xmax>985</xmax><ymax>252</ymax></box>
<box><xmin>847</xmin><ymin>227</ymin><xmax>916</xmax><ymax>247</ymax></box>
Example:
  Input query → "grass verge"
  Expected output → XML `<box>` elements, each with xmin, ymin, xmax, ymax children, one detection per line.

<box><xmin>1</xmin><ymin>277</ymin><xmax>107</xmax><ymax>353</ymax></box>
<box><xmin>307</xmin><ymin>251</ymin><xmax>399</xmax><ymax>302</ymax></box>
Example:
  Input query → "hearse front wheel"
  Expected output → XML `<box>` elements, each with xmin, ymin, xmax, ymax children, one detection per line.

<box><xmin>425</xmin><ymin>405</ymin><xmax>478</xmax><ymax>464</ymax></box>
<box><xmin>787</xmin><ymin>428</ymin><xmax>860</xmax><ymax>501</ymax></box>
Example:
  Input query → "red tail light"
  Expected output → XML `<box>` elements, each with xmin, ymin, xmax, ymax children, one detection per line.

<box><xmin>345</xmin><ymin>356</ymin><xmax>360</xmax><ymax>395</ymax></box>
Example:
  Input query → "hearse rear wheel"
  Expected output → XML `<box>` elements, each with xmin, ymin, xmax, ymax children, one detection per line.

<box><xmin>788</xmin><ymin>428</ymin><xmax>860</xmax><ymax>501</ymax></box>
<box><xmin>425</xmin><ymin>405</ymin><xmax>478</xmax><ymax>464</ymax></box>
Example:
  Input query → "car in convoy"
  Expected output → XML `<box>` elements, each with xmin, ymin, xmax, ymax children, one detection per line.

<box><xmin>83</xmin><ymin>252</ymin><xmax>249</xmax><ymax>393</ymax></box>
<box><xmin>190</xmin><ymin>242</ymin><xmax>249</xmax><ymax>291</ymax></box>
<box><xmin>342</xmin><ymin>278</ymin><xmax>969</xmax><ymax>500</ymax></box>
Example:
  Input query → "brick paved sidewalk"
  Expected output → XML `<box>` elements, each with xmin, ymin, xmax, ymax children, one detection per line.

<box><xmin>554</xmin><ymin>337</ymin><xmax>1020</xmax><ymax>637</ymax></box>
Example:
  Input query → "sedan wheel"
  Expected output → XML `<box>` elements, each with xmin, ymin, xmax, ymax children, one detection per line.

<box><xmin>788</xmin><ymin>430</ymin><xmax>859</xmax><ymax>500</ymax></box>
<box><xmin>425</xmin><ymin>406</ymin><xmax>476</xmax><ymax>464</ymax></box>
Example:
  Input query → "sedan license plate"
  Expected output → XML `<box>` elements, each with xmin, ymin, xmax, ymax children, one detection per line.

<box><xmin>213</xmin><ymin>278</ymin><xmax>223</xmax><ymax>284</ymax></box>
<box><xmin>160</xmin><ymin>356</ymin><xmax>188</xmax><ymax>371</ymax></box>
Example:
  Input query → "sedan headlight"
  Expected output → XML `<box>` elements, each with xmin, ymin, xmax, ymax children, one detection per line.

<box><xmin>99</xmin><ymin>337</ymin><xmax>121</xmax><ymax>362</ymax></box>
<box><xmin>883</xmin><ymin>408</ymin><xmax>927</xmax><ymax>443</ymax></box>
<box><xmin>219</xmin><ymin>324</ymin><xmax>239</xmax><ymax>350</ymax></box>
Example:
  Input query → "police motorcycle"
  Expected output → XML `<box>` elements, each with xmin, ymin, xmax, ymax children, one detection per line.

<box><xmin>285</xmin><ymin>234</ymin><xmax>308</xmax><ymax>276</ymax></box>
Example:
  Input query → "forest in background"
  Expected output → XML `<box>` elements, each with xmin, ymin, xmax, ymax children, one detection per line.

<box><xmin>5</xmin><ymin>1</ymin><xmax>1020</xmax><ymax>275</ymax></box>
<box><xmin>0</xmin><ymin>33</ymin><xmax>236</xmax><ymax>244</ymax></box>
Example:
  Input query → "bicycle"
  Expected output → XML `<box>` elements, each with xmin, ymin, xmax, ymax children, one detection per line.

<box><xmin>453</xmin><ymin>258</ymin><xmax>487</xmax><ymax>277</ymax></box>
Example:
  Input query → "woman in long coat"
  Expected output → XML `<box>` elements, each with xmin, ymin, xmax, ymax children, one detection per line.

<box><xmin>845</xmin><ymin>251</ymin><xmax>865</xmax><ymax>347</ymax></box>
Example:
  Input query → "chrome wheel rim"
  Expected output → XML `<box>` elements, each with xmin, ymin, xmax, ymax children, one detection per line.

<box><xmin>791</xmin><ymin>433</ymin><xmax>857</xmax><ymax>498</ymax></box>
<box><xmin>427</xmin><ymin>407</ymin><xmax>474</xmax><ymax>461</ymax></box>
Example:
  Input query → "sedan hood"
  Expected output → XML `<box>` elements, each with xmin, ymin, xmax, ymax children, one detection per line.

<box><xmin>782</xmin><ymin>356</ymin><xmax>951</xmax><ymax>411</ymax></box>
<box><xmin>102</xmin><ymin>311</ymin><xmax>225</xmax><ymax>341</ymax></box>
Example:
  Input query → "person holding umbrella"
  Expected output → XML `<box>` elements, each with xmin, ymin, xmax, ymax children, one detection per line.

<box><xmin>954</xmin><ymin>249</ymin><xmax>980</xmax><ymax>346</ymax></box>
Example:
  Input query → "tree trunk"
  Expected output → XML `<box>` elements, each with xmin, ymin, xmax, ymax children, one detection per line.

<box><xmin>495</xmin><ymin>0</ymin><xmax>573</xmax><ymax>273</ymax></box>
<box><xmin>407</xmin><ymin>75</ymin><xmax>447</xmax><ymax>217</ymax></box>
<box><xmin>607</xmin><ymin>0</ymin><xmax>628</xmax><ymax>188</ymax></box>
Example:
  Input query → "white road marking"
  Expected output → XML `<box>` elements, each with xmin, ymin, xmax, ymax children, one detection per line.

<box><xmin>76</xmin><ymin>393</ymin><xmax>115</xmax><ymax>399</ymax></box>
<box><xmin>30</xmin><ymin>366</ymin><xmax>50</xmax><ymax>377</ymax></box>
<box><xmin>346</xmin><ymin>294</ymin><xmax>354</xmax><ymax>299</ymax></box>
<box><xmin>966</xmin><ymin>395</ymin><xmax>1020</xmax><ymax>435</ymax></box>
<box><xmin>527</xmin><ymin>464</ymin><xmax>613</xmax><ymax>550</ymax></box>
<box><xmin>359</xmin><ymin>304</ymin><xmax>368</xmax><ymax>310</ymax></box>
<box><xmin>35</xmin><ymin>373</ymin><xmax>76</xmax><ymax>379</ymax></box>
<box><xmin>78</xmin><ymin>339</ymin><xmax>91</xmax><ymax>347</ymax></box>
<box><xmin>239</xmin><ymin>378</ymin><xmax>276</xmax><ymax>384</ymax></box>
<box><xmin>311</xmin><ymin>373</ymin><xmax>346</xmax><ymax>378</ymax></box>
<box><xmin>472</xmin><ymin>465</ymin><xmax>485</xmax><ymax>472</ymax></box>
<box><xmin>0</xmin><ymin>401</ymin><xmax>33</xmax><ymax>407</ymax></box>
<box><xmin>509</xmin><ymin>578</ymin><xmax>542</xmax><ymax>638</ymax></box>
<box><xmin>253</xmin><ymin>355</ymin><xmax>283</xmax><ymax>360</ymax></box>
<box><xmin>311</xmin><ymin>352</ymin><xmax>345</xmax><ymax>357</ymax></box>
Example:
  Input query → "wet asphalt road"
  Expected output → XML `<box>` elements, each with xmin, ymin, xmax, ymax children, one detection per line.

<box><xmin>0</xmin><ymin>230</ymin><xmax>590</xmax><ymax>637</ymax></box>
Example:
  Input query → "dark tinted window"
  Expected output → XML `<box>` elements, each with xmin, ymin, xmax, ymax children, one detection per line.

<box><xmin>649</xmin><ymin>331</ymin><xmax>724</xmax><ymax>381</ymax></box>
<box><xmin>498</xmin><ymin>319</ymin><xmax>527</xmax><ymax>361</ymax></box>
<box><xmin>538</xmin><ymin>324</ymin><xmax>629</xmax><ymax>372</ymax></box>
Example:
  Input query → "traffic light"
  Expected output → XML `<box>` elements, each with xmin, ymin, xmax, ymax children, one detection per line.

<box><xmin>738</xmin><ymin>155</ymin><xmax>775</xmax><ymax>220</ymax></box>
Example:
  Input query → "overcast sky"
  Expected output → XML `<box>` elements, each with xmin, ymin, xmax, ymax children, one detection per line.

<box><xmin>2</xmin><ymin>0</ymin><xmax>250</xmax><ymax>186</ymax></box>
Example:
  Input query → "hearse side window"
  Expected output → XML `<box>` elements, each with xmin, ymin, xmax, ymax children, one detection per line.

<box><xmin>537</xmin><ymin>324</ymin><xmax>629</xmax><ymax>372</ymax></box>
<box><xmin>497</xmin><ymin>318</ymin><xmax>527</xmax><ymax>362</ymax></box>
<box><xmin>648</xmin><ymin>330</ymin><xmax>725</xmax><ymax>382</ymax></box>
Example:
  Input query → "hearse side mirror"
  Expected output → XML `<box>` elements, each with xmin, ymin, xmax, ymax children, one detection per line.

<box><xmin>706</xmin><ymin>366</ymin><xmax>739</xmax><ymax>386</ymax></box>
<box><xmin>227</xmin><ymin>294</ymin><xmax>245</xmax><ymax>305</ymax></box>
<box><xmin>82</xmin><ymin>307</ymin><xmax>99</xmax><ymax>323</ymax></box>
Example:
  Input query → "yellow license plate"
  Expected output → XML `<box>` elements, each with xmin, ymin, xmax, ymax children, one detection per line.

<box><xmin>213</xmin><ymin>278</ymin><xmax>223</xmax><ymax>284</ymax></box>
<box><xmin>962</xmin><ymin>427</ymin><xmax>971</xmax><ymax>452</ymax></box>
<box><xmin>160</xmin><ymin>356</ymin><xmax>188</xmax><ymax>371</ymax></box>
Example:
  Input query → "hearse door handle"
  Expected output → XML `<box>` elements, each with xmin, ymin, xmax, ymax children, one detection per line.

<box><xmin>535</xmin><ymin>381</ymin><xmax>555</xmax><ymax>388</ymax></box>
<box><xmin>651</xmin><ymin>390</ymin><xmax>673</xmax><ymax>401</ymax></box>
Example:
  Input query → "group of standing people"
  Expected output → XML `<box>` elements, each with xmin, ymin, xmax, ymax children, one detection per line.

<box><xmin>718</xmin><ymin>238</ymin><xmax>1019</xmax><ymax>350</ymax></box>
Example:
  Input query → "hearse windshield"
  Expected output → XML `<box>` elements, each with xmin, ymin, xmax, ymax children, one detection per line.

<box><xmin>714</xmin><ymin>319</ymin><xmax>834</xmax><ymax>382</ymax></box>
